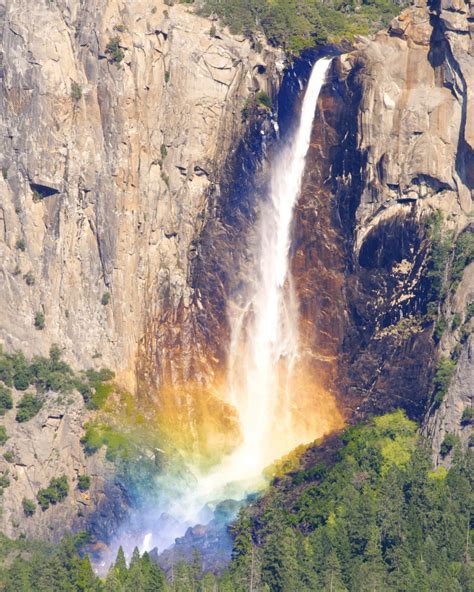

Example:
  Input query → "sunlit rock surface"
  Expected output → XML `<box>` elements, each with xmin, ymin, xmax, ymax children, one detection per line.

<box><xmin>0</xmin><ymin>0</ymin><xmax>471</xmax><ymax>551</ymax></box>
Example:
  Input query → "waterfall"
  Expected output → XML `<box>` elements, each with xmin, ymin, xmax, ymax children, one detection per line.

<box><xmin>226</xmin><ymin>57</ymin><xmax>334</xmax><ymax>475</ymax></box>
<box><xmin>170</xmin><ymin>57</ymin><xmax>335</xmax><ymax>509</ymax></box>
<box><xmin>137</xmin><ymin>58</ymin><xmax>334</xmax><ymax>553</ymax></box>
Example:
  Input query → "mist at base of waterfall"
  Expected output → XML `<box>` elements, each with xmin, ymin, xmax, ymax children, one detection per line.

<box><xmin>102</xmin><ymin>57</ymin><xmax>335</xmax><ymax>571</ymax></box>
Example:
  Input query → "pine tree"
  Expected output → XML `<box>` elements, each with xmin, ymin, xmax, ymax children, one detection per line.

<box><xmin>201</xmin><ymin>571</ymin><xmax>218</xmax><ymax>592</ymax></box>
<box><xmin>141</xmin><ymin>551</ymin><xmax>167</xmax><ymax>591</ymax></box>
<box><xmin>75</xmin><ymin>555</ymin><xmax>102</xmax><ymax>591</ymax></box>
<box><xmin>105</xmin><ymin>546</ymin><xmax>128</xmax><ymax>591</ymax></box>
<box><xmin>321</xmin><ymin>550</ymin><xmax>348</xmax><ymax>592</ymax></box>
<box><xmin>172</xmin><ymin>560</ymin><xmax>194</xmax><ymax>592</ymax></box>
<box><xmin>229</xmin><ymin>512</ymin><xmax>258</xmax><ymax>591</ymax></box>
<box><xmin>262</xmin><ymin>526</ymin><xmax>299</xmax><ymax>592</ymax></box>
<box><xmin>296</xmin><ymin>535</ymin><xmax>318</xmax><ymax>591</ymax></box>
<box><xmin>125</xmin><ymin>547</ymin><xmax>146</xmax><ymax>591</ymax></box>
<box><xmin>351</xmin><ymin>525</ymin><xmax>385</xmax><ymax>592</ymax></box>
<box><xmin>115</xmin><ymin>546</ymin><xmax>128</xmax><ymax>581</ymax></box>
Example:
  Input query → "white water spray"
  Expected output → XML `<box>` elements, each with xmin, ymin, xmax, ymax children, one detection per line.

<box><xmin>135</xmin><ymin>57</ymin><xmax>334</xmax><ymax>554</ymax></box>
<box><xmin>225</xmin><ymin>56</ymin><xmax>334</xmax><ymax>475</ymax></box>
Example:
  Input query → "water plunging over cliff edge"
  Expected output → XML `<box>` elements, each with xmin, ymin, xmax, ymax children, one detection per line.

<box><xmin>182</xmin><ymin>53</ymin><xmax>332</xmax><ymax>510</ymax></box>
<box><xmin>129</xmin><ymin>57</ymin><xmax>341</xmax><ymax>557</ymax></box>
<box><xmin>225</xmin><ymin>56</ymin><xmax>336</xmax><ymax>475</ymax></box>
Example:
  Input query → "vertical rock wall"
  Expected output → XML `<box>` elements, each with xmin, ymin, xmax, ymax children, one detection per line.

<box><xmin>292</xmin><ymin>0</ymin><xmax>472</xmax><ymax>426</ymax></box>
<box><xmin>0</xmin><ymin>0</ymin><xmax>279</xmax><ymax>390</ymax></box>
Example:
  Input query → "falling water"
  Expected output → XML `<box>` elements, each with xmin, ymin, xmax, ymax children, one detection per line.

<box><xmin>225</xmin><ymin>57</ymin><xmax>334</xmax><ymax>475</ymax></box>
<box><xmin>170</xmin><ymin>56</ymin><xmax>334</xmax><ymax>508</ymax></box>
<box><xmin>134</xmin><ymin>57</ymin><xmax>335</xmax><ymax>555</ymax></box>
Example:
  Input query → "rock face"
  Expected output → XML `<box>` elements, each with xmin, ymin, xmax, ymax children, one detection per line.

<box><xmin>0</xmin><ymin>0</ymin><xmax>283</xmax><ymax>460</ymax></box>
<box><xmin>0</xmin><ymin>0</ymin><xmax>281</xmax><ymax>537</ymax></box>
<box><xmin>0</xmin><ymin>388</ymin><xmax>126</xmax><ymax>541</ymax></box>
<box><xmin>0</xmin><ymin>0</ymin><xmax>279</xmax><ymax>391</ymax></box>
<box><xmin>290</xmin><ymin>0</ymin><xmax>473</xmax><ymax>431</ymax></box>
<box><xmin>0</xmin><ymin>0</ymin><xmax>472</xmax><ymax>544</ymax></box>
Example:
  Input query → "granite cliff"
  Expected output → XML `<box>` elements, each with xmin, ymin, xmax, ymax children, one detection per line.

<box><xmin>0</xmin><ymin>0</ymin><xmax>471</xmax><ymax>546</ymax></box>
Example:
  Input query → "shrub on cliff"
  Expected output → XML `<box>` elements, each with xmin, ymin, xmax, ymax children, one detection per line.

<box><xmin>440</xmin><ymin>433</ymin><xmax>458</xmax><ymax>457</ymax></box>
<box><xmin>255</xmin><ymin>91</ymin><xmax>272</xmax><ymax>111</ymax></box>
<box><xmin>0</xmin><ymin>386</ymin><xmax>13</xmax><ymax>415</ymax></box>
<box><xmin>450</xmin><ymin>227</ymin><xmax>474</xmax><ymax>290</ymax></box>
<box><xmin>37</xmin><ymin>476</ymin><xmax>69</xmax><ymax>511</ymax></box>
<box><xmin>15</xmin><ymin>393</ymin><xmax>43</xmax><ymax>422</ymax></box>
<box><xmin>425</xmin><ymin>210</ymin><xmax>452</xmax><ymax>312</ymax></box>
<box><xmin>70</xmin><ymin>81</ymin><xmax>82</xmax><ymax>102</ymax></box>
<box><xmin>0</xmin><ymin>470</ymin><xmax>10</xmax><ymax>494</ymax></box>
<box><xmin>0</xmin><ymin>426</ymin><xmax>7</xmax><ymax>445</ymax></box>
<box><xmin>105</xmin><ymin>36</ymin><xmax>125</xmax><ymax>64</ymax></box>
<box><xmin>24</xmin><ymin>271</ymin><xmax>35</xmax><ymax>286</ymax></box>
<box><xmin>0</xmin><ymin>347</ymin><xmax>115</xmax><ymax>409</ymax></box>
<box><xmin>34</xmin><ymin>311</ymin><xmax>45</xmax><ymax>330</ymax></box>
<box><xmin>433</xmin><ymin>357</ymin><xmax>457</xmax><ymax>404</ymax></box>
<box><xmin>461</xmin><ymin>407</ymin><xmax>474</xmax><ymax>424</ymax></box>
<box><xmin>22</xmin><ymin>498</ymin><xmax>36</xmax><ymax>517</ymax></box>
<box><xmin>77</xmin><ymin>474</ymin><xmax>91</xmax><ymax>492</ymax></box>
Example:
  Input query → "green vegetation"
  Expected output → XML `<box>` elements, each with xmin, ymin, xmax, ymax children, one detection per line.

<box><xmin>0</xmin><ymin>346</ymin><xmax>115</xmax><ymax>410</ymax></box>
<box><xmin>16</xmin><ymin>393</ymin><xmax>44</xmax><ymax>422</ymax></box>
<box><xmin>0</xmin><ymin>386</ymin><xmax>13</xmax><ymax>415</ymax></box>
<box><xmin>105</xmin><ymin>36</ymin><xmax>125</xmax><ymax>64</ymax></box>
<box><xmin>0</xmin><ymin>533</ymin><xmax>103</xmax><ymax>591</ymax></box>
<box><xmin>433</xmin><ymin>315</ymin><xmax>447</xmax><ymax>342</ymax></box>
<box><xmin>465</xmin><ymin>301</ymin><xmax>474</xmax><ymax>323</ymax></box>
<box><xmin>450</xmin><ymin>228</ymin><xmax>474</xmax><ymax>290</ymax></box>
<box><xmin>452</xmin><ymin>312</ymin><xmax>462</xmax><ymax>330</ymax></box>
<box><xmin>461</xmin><ymin>407</ymin><xmax>474</xmax><ymax>425</ymax></box>
<box><xmin>81</xmin><ymin>422</ymin><xmax>134</xmax><ymax>461</ymax></box>
<box><xmin>0</xmin><ymin>426</ymin><xmax>7</xmax><ymax>445</ymax></box>
<box><xmin>22</xmin><ymin>497</ymin><xmax>36</xmax><ymax>517</ymax></box>
<box><xmin>34</xmin><ymin>311</ymin><xmax>45</xmax><ymax>330</ymax></box>
<box><xmin>433</xmin><ymin>357</ymin><xmax>457</xmax><ymax>405</ymax></box>
<box><xmin>70</xmin><ymin>81</ymin><xmax>82</xmax><ymax>102</ymax></box>
<box><xmin>37</xmin><ymin>476</ymin><xmax>69</xmax><ymax>511</ymax></box>
<box><xmin>440</xmin><ymin>432</ymin><xmax>459</xmax><ymax>457</ymax></box>
<box><xmin>0</xmin><ymin>533</ymin><xmax>167</xmax><ymax>591</ymax></box>
<box><xmin>77</xmin><ymin>474</ymin><xmax>91</xmax><ymax>492</ymax></box>
<box><xmin>81</xmin><ymin>368</ymin><xmax>115</xmax><ymax>409</ymax></box>
<box><xmin>425</xmin><ymin>210</ymin><xmax>452</xmax><ymax>313</ymax></box>
<box><xmin>3</xmin><ymin>451</ymin><xmax>14</xmax><ymax>463</ymax></box>
<box><xmin>255</xmin><ymin>91</ymin><xmax>272</xmax><ymax>111</ymax></box>
<box><xmin>15</xmin><ymin>239</ymin><xmax>26</xmax><ymax>251</ymax></box>
<box><xmin>101</xmin><ymin>291</ymin><xmax>111</xmax><ymax>306</ymax></box>
<box><xmin>0</xmin><ymin>470</ymin><xmax>10</xmax><ymax>494</ymax></box>
<box><xmin>212</xmin><ymin>411</ymin><xmax>473</xmax><ymax>591</ymax></box>
<box><xmin>200</xmin><ymin>0</ymin><xmax>405</xmax><ymax>54</ymax></box>
<box><xmin>424</xmin><ymin>218</ymin><xmax>473</xmax><ymax>346</ymax></box>
<box><xmin>24</xmin><ymin>271</ymin><xmax>35</xmax><ymax>286</ymax></box>
<box><xmin>243</xmin><ymin>91</ymin><xmax>274</xmax><ymax>120</ymax></box>
<box><xmin>104</xmin><ymin>546</ymin><xmax>167</xmax><ymax>591</ymax></box>
<box><xmin>2</xmin><ymin>166</ymin><xmax>8</xmax><ymax>180</ymax></box>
